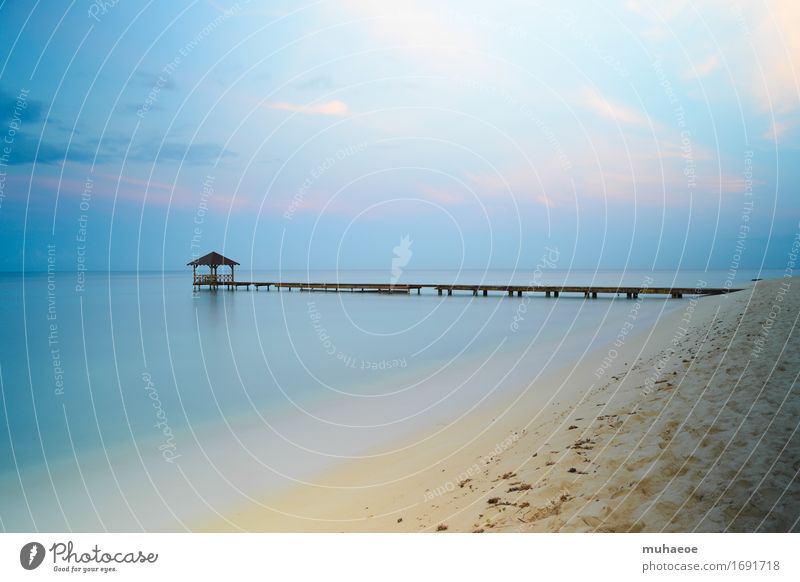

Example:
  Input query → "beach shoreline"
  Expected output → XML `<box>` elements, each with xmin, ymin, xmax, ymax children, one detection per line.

<box><xmin>201</xmin><ymin>277</ymin><xmax>798</xmax><ymax>532</ymax></box>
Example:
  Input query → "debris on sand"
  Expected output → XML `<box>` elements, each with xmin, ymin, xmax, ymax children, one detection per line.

<box><xmin>522</xmin><ymin>492</ymin><xmax>573</xmax><ymax>523</ymax></box>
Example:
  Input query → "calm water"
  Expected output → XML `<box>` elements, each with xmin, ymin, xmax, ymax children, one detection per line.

<box><xmin>0</xmin><ymin>268</ymin><xmax>772</xmax><ymax>530</ymax></box>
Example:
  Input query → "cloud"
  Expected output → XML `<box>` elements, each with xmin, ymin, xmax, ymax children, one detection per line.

<box><xmin>579</xmin><ymin>142</ymin><xmax>761</xmax><ymax>202</ymax></box>
<box><xmin>744</xmin><ymin>0</ymin><xmax>800</xmax><ymax>115</ymax></box>
<box><xmin>2</xmin><ymin>134</ymin><xmax>100</xmax><ymax>165</ymax></box>
<box><xmin>125</xmin><ymin>102</ymin><xmax>166</xmax><ymax>115</ymax></box>
<box><xmin>2</xmin><ymin>131</ymin><xmax>235</xmax><ymax>167</ymax></box>
<box><xmin>627</xmin><ymin>0</ymin><xmax>800</xmax><ymax>137</ymax></box>
<box><xmin>356</xmin><ymin>3</ymin><xmax>472</xmax><ymax>49</ymax></box>
<box><xmin>1</xmin><ymin>88</ymin><xmax>46</xmax><ymax>126</ymax></box>
<box><xmin>23</xmin><ymin>171</ymin><xmax>254</xmax><ymax>212</ymax></box>
<box><xmin>334</xmin><ymin>1</ymin><xmax>485</xmax><ymax>76</ymax></box>
<box><xmin>421</xmin><ymin>186</ymin><xmax>466</xmax><ymax>205</ymax></box>
<box><xmin>134</xmin><ymin>70</ymin><xmax>177</xmax><ymax>91</ymax></box>
<box><xmin>139</xmin><ymin>142</ymin><xmax>236</xmax><ymax>165</ymax></box>
<box><xmin>466</xmin><ymin>165</ymin><xmax>568</xmax><ymax>208</ymax></box>
<box><xmin>625</xmin><ymin>0</ymin><xmax>694</xmax><ymax>23</ymax></box>
<box><xmin>685</xmin><ymin>54</ymin><xmax>719</xmax><ymax>80</ymax></box>
<box><xmin>584</xmin><ymin>168</ymin><xmax>756</xmax><ymax>197</ymax></box>
<box><xmin>580</xmin><ymin>89</ymin><xmax>652</xmax><ymax>126</ymax></box>
<box><xmin>265</xmin><ymin>100</ymin><xmax>349</xmax><ymax>116</ymax></box>
<box><xmin>294</xmin><ymin>76</ymin><xmax>335</xmax><ymax>91</ymax></box>
<box><xmin>763</xmin><ymin>120</ymin><xmax>789</xmax><ymax>142</ymax></box>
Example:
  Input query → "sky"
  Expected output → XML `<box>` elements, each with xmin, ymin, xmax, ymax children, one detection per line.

<box><xmin>0</xmin><ymin>0</ymin><xmax>798</xmax><ymax>273</ymax></box>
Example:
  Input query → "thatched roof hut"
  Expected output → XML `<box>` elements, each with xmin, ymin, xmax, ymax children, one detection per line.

<box><xmin>187</xmin><ymin>251</ymin><xmax>239</xmax><ymax>268</ymax></box>
<box><xmin>188</xmin><ymin>251</ymin><xmax>239</xmax><ymax>288</ymax></box>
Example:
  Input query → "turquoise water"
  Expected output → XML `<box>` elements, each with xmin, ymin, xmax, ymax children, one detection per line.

<box><xmin>0</xmin><ymin>268</ymin><xmax>773</xmax><ymax>530</ymax></box>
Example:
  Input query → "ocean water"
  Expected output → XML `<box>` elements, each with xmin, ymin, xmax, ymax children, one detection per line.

<box><xmin>0</xmin><ymin>268</ymin><xmax>773</xmax><ymax>531</ymax></box>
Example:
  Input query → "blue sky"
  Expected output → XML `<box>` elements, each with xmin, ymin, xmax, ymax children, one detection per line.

<box><xmin>0</xmin><ymin>0</ymin><xmax>798</xmax><ymax>272</ymax></box>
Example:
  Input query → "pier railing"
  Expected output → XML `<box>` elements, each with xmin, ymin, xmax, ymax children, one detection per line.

<box><xmin>193</xmin><ymin>273</ymin><xmax>233</xmax><ymax>285</ymax></box>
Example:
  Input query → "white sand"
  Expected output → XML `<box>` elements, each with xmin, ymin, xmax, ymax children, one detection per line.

<box><xmin>204</xmin><ymin>278</ymin><xmax>799</xmax><ymax>532</ymax></box>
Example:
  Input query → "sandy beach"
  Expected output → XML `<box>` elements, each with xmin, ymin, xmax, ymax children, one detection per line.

<box><xmin>202</xmin><ymin>277</ymin><xmax>799</xmax><ymax>533</ymax></box>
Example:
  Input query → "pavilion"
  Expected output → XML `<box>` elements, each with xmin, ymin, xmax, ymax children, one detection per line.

<box><xmin>188</xmin><ymin>251</ymin><xmax>239</xmax><ymax>290</ymax></box>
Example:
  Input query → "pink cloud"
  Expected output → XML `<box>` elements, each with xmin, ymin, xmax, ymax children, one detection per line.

<box><xmin>421</xmin><ymin>186</ymin><xmax>466</xmax><ymax>205</ymax></box>
<box><xmin>685</xmin><ymin>54</ymin><xmax>719</xmax><ymax>80</ymax></box>
<box><xmin>97</xmin><ymin>173</ymin><xmax>177</xmax><ymax>192</ymax></box>
<box><xmin>465</xmin><ymin>165</ymin><xmax>569</xmax><ymax>208</ymax></box>
<box><xmin>744</xmin><ymin>0</ymin><xmax>800</xmax><ymax>115</ymax></box>
<box><xmin>628</xmin><ymin>0</ymin><xmax>800</xmax><ymax>133</ymax></box>
<box><xmin>763</xmin><ymin>120</ymin><xmax>790</xmax><ymax>142</ymax></box>
<box><xmin>581</xmin><ymin>89</ymin><xmax>652</xmax><ymax>126</ymax></box>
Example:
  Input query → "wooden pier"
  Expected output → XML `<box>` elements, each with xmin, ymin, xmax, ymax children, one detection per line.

<box><xmin>189</xmin><ymin>253</ymin><xmax>739</xmax><ymax>299</ymax></box>
<box><xmin>216</xmin><ymin>281</ymin><xmax>735</xmax><ymax>299</ymax></box>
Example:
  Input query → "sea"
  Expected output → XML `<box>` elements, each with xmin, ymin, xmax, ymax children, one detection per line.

<box><xmin>0</xmin><ymin>268</ymin><xmax>776</xmax><ymax>531</ymax></box>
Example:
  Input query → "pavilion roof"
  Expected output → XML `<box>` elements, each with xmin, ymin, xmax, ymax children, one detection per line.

<box><xmin>187</xmin><ymin>251</ymin><xmax>240</xmax><ymax>267</ymax></box>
